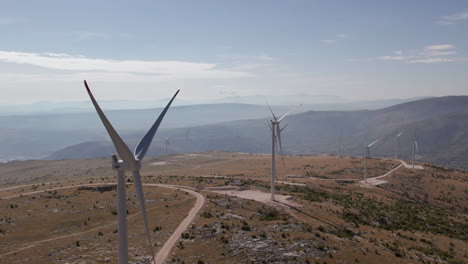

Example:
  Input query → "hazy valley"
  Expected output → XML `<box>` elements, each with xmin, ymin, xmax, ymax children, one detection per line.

<box><xmin>37</xmin><ymin>96</ymin><xmax>468</xmax><ymax>171</ymax></box>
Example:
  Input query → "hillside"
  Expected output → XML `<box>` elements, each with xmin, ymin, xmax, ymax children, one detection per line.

<box><xmin>49</xmin><ymin>96</ymin><xmax>468</xmax><ymax>170</ymax></box>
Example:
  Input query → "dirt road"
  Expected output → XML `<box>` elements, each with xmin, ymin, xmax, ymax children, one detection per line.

<box><xmin>149</xmin><ymin>185</ymin><xmax>205</xmax><ymax>264</ymax></box>
<box><xmin>0</xmin><ymin>182</ymin><xmax>205</xmax><ymax>264</ymax></box>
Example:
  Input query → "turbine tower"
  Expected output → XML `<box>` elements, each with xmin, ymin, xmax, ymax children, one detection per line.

<box><xmin>412</xmin><ymin>129</ymin><xmax>419</xmax><ymax>168</ymax></box>
<box><xmin>84</xmin><ymin>80</ymin><xmax>179</xmax><ymax>264</ymax></box>
<box><xmin>267</xmin><ymin>104</ymin><xmax>301</xmax><ymax>201</ymax></box>
<box><xmin>394</xmin><ymin>132</ymin><xmax>403</xmax><ymax>159</ymax></box>
<box><xmin>364</xmin><ymin>140</ymin><xmax>378</xmax><ymax>183</ymax></box>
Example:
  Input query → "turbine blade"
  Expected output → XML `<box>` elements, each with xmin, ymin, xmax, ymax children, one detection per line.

<box><xmin>276</xmin><ymin>125</ymin><xmax>285</xmax><ymax>167</ymax></box>
<box><xmin>367</xmin><ymin>139</ymin><xmax>379</xmax><ymax>147</ymax></box>
<box><xmin>280</xmin><ymin>123</ymin><xmax>288</xmax><ymax>133</ymax></box>
<box><xmin>267</xmin><ymin>104</ymin><xmax>277</xmax><ymax>120</ymax></box>
<box><xmin>396</xmin><ymin>132</ymin><xmax>403</xmax><ymax>138</ymax></box>
<box><xmin>132</xmin><ymin>170</ymin><xmax>154</xmax><ymax>257</ymax></box>
<box><xmin>415</xmin><ymin>140</ymin><xmax>419</xmax><ymax>153</ymax></box>
<box><xmin>277</xmin><ymin>104</ymin><xmax>302</xmax><ymax>122</ymax></box>
<box><xmin>84</xmin><ymin>81</ymin><xmax>136</xmax><ymax>167</ymax></box>
<box><xmin>134</xmin><ymin>90</ymin><xmax>179</xmax><ymax>160</ymax></box>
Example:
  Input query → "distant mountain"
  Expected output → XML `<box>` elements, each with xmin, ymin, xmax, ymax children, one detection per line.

<box><xmin>0</xmin><ymin>96</ymin><xmax>427</xmax><ymax>161</ymax></box>
<box><xmin>0</xmin><ymin>103</ymin><xmax>290</xmax><ymax>161</ymax></box>
<box><xmin>48</xmin><ymin>96</ymin><xmax>468</xmax><ymax>170</ymax></box>
<box><xmin>203</xmin><ymin>94</ymin><xmax>347</xmax><ymax>105</ymax></box>
<box><xmin>0</xmin><ymin>95</ymin><xmax>427</xmax><ymax>115</ymax></box>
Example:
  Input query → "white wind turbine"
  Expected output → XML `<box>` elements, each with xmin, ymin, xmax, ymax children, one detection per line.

<box><xmin>185</xmin><ymin>128</ymin><xmax>191</xmax><ymax>154</ymax></box>
<box><xmin>84</xmin><ymin>80</ymin><xmax>179</xmax><ymax>264</ymax></box>
<box><xmin>338</xmin><ymin>133</ymin><xmax>342</xmax><ymax>156</ymax></box>
<box><xmin>364</xmin><ymin>139</ymin><xmax>378</xmax><ymax>183</ymax></box>
<box><xmin>165</xmin><ymin>137</ymin><xmax>170</xmax><ymax>154</ymax></box>
<box><xmin>267</xmin><ymin>104</ymin><xmax>301</xmax><ymax>201</ymax></box>
<box><xmin>394</xmin><ymin>132</ymin><xmax>403</xmax><ymax>159</ymax></box>
<box><xmin>412</xmin><ymin>129</ymin><xmax>419</xmax><ymax>168</ymax></box>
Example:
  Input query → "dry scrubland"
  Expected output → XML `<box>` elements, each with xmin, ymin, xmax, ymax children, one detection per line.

<box><xmin>1</xmin><ymin>151</ymin><xmax>467</xmax><ymax>264</ymax></box>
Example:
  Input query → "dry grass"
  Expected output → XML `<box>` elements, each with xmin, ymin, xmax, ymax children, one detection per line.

<box><xmin>1</xmin><ymin>184</ymin><xmax>195</xmax><ymax>263</ymax></box>
<box><xmin>1</xmin><ymin>151</ymin><xmax>466</xmax><ymax>264</ymax></box>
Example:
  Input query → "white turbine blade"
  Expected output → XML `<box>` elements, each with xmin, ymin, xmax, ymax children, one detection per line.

<box><xmin>84</xmin><ymin>81</ymin><xmax>136</xmax><ymax>167</ymax></box>
<box><xmin>134</xmin><ymin>90</ymin><xmax>179</xmax><ymax>160</ymax></box>
<box><xmin>367</xmin><ymin>139</ymin><xmax>379</xmax><ymax>147</ymax></box>
<box><xmin>277</xmin><ymin>104</ymin><xmax>302</xmax><ymax>122</ymax></box>
<box><xmin>415</xmin><ymin>140</ymin><xmax>419</xmax><ymax>153</ymax></box>
<box><xmin>267</xmin><ymin>121</ymin><xmax>273</xmax><ymax>133</ymax></box>
<box><xmin>267</xmin><ymin>103</ymin><xmax>277</xmax><ymax>120</ymax></box>
<box><xmin>275</xmin><ymin>125</ymin><xmax>286</xmax><ymax>167</ymax></box>
<box><xmin>396</xmin><ymin>132</ymin><xmax>403</xmax><ymax>138</ymax></box>
<box><xmin>280</xmin><ymin>123</ymin><xmax>288</xmax><ymax>133</ymax></box>
<box><xmin>132</xmin><ymin>170</ymin><xmax>154</xmax><ymax>257</ymax></box>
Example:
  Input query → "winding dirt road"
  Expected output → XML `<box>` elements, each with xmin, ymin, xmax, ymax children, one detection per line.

<box><xmin>0</xmin><ymin>182</ymin><xmax>205</xmax><ymax>264</ymax></box>
<box><xmin>149</xmin><ymin>185</ymin><xmax>204</xmax><ymax>264</ymax></box>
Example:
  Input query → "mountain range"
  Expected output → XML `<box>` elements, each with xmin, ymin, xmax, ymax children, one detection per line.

<box><xmin>46</xmin><ymin>96</ymin><xmax>468</xmax><ymax>171</ymax></box>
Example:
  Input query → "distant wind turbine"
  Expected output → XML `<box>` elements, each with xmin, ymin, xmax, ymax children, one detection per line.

<box><xmin>395</xmin><ymin>132</ymin><xmax>403</xmax><ymax>159</ymax></box>
<box><xmin>338</xmin><ymin>133</ymin><xmax>342</xmax><ymax>156</ymax></box>
<box><xmin>267</xmin><ymin>104</ymin><xmax>301</xmax><ymax>201</ymax></box>
<box><xmin>185</xmin><ymin>128</ymin><xmax>191</xmax><ymax>154</ymax></box>
<box><xmin>165</xmin><ymin>137</ymin><xmax>170</xmax><ymax>154</ymax></box>
<box><xmin>364</xmin><ymin>139</ymin><xmax>378</xmax><ymax>183</ymax></box>
<box><xmin>84</xmin><ymin>80</ymin><xmax>179</xmax><ymax>264</ymax></box>
<box><xmin>412</xmin><ymin>129</ymin><xmax>419</xmax><ymax>168</ymax></box>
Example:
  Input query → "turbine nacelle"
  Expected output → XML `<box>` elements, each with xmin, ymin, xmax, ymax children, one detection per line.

<box><xmin>111</xmin><ymin>154</ymin><xmax>142</xmax><ymax>171</ymax></box>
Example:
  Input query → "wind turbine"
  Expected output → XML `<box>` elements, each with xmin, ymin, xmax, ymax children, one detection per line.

<box><xmin>185</xmin><ymin>128</ymin><xmax>191</xmax><ymax>154</ymax></box>
<box><xmin>84</xmin><ymin>80</ymin><xmax>179</xmax><ymax>264</ymax></box>
<box><xmin>394</xmin><ymin>132</ymin><xmax>403</xmax><ymax>159</ymax></box>
<box><xmin>364</xmin><ymin>139</ymin><xmax>378</xmax><ymax>183</ymax></box>
<box><xmin>267</xmin><ymin>104</ymin><xmax>301</xmax><ymax>201</ymax></box>
<box><xmin>338</xmin><ymin>133</ymin><xmax>342</xmax><ymax>156</ymax></box>
<box><xmin>412</xmin><ymin>129</ymin><xmax>419</xmax><ymax>168</ymax></box>
<box><xmin>165</xmin><ymin>137</ymin><xmax>170</xmax><ymax>154</ymax></box>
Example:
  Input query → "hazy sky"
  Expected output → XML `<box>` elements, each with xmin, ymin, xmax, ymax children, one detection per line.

<box><xmin>1</xmin><ymin>0</ymin><xmax>467</xmax><ymax>103</ymax></box>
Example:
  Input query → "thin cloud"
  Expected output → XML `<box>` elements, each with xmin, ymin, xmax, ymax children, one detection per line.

<box><xmin>376</xmin><ymin>44</ymin><xmax>463</xmax><ymax>64</ymax></box>
<box><xmin>74</xmin><ymin>31</ymin><xmax>111</xmax><ymax>39</ymax></box>
<box><xmin>407</xmin><ymin>58</ymin><xmax>454</xmax><ymax>63</ymax></box>
<box><xmin>217</xmin><ymin>52</ymin><xmax>278</xmax><ymax>62</ymax></box>
<box><xmin>424</xmin><ymin>44</ymin><xmax>455</xmax><ymax>50</ymax></box>
<box><xmin>408</xmin><ymin>57</ymin><xmax>468</xmax><ymax>63</ymax></box>
<box><xmin>0</xmin><ymin>51</ymin><xmax>252</xmax><ymax>79</ymax></box>
<box><xmin>443</xmin><ymin>11</ymin><xmax>468</xmax><ymax>20</ymax></box>
<box><xmin>438</xmin><ymin>10</ymin><xmax>468</xmax><ymax>25</ymax></box>
<box><xmin>320</xmin><ymin>39</ymin><xmax>336</xmax><ymax>44</ymax></box>
<box><xmin>0</xmin><ymin>17</ymin><xmax>14</xmax><ymax>25</ymax></box>
<box><xmin>320</xmin><ymin>33</ymin><xmax>347</xmax><ymax>44</ymax></box>
<box><xmin>376</xmin><ymin>56</ymin><xmax>406</xmax><ymax>61</ymax></box>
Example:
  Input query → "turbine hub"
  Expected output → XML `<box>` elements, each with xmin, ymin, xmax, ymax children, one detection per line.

<box><xmin>111</xmin><ymin>154</ymin><xmax>138</xmax><ymax>171</ymax></box>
